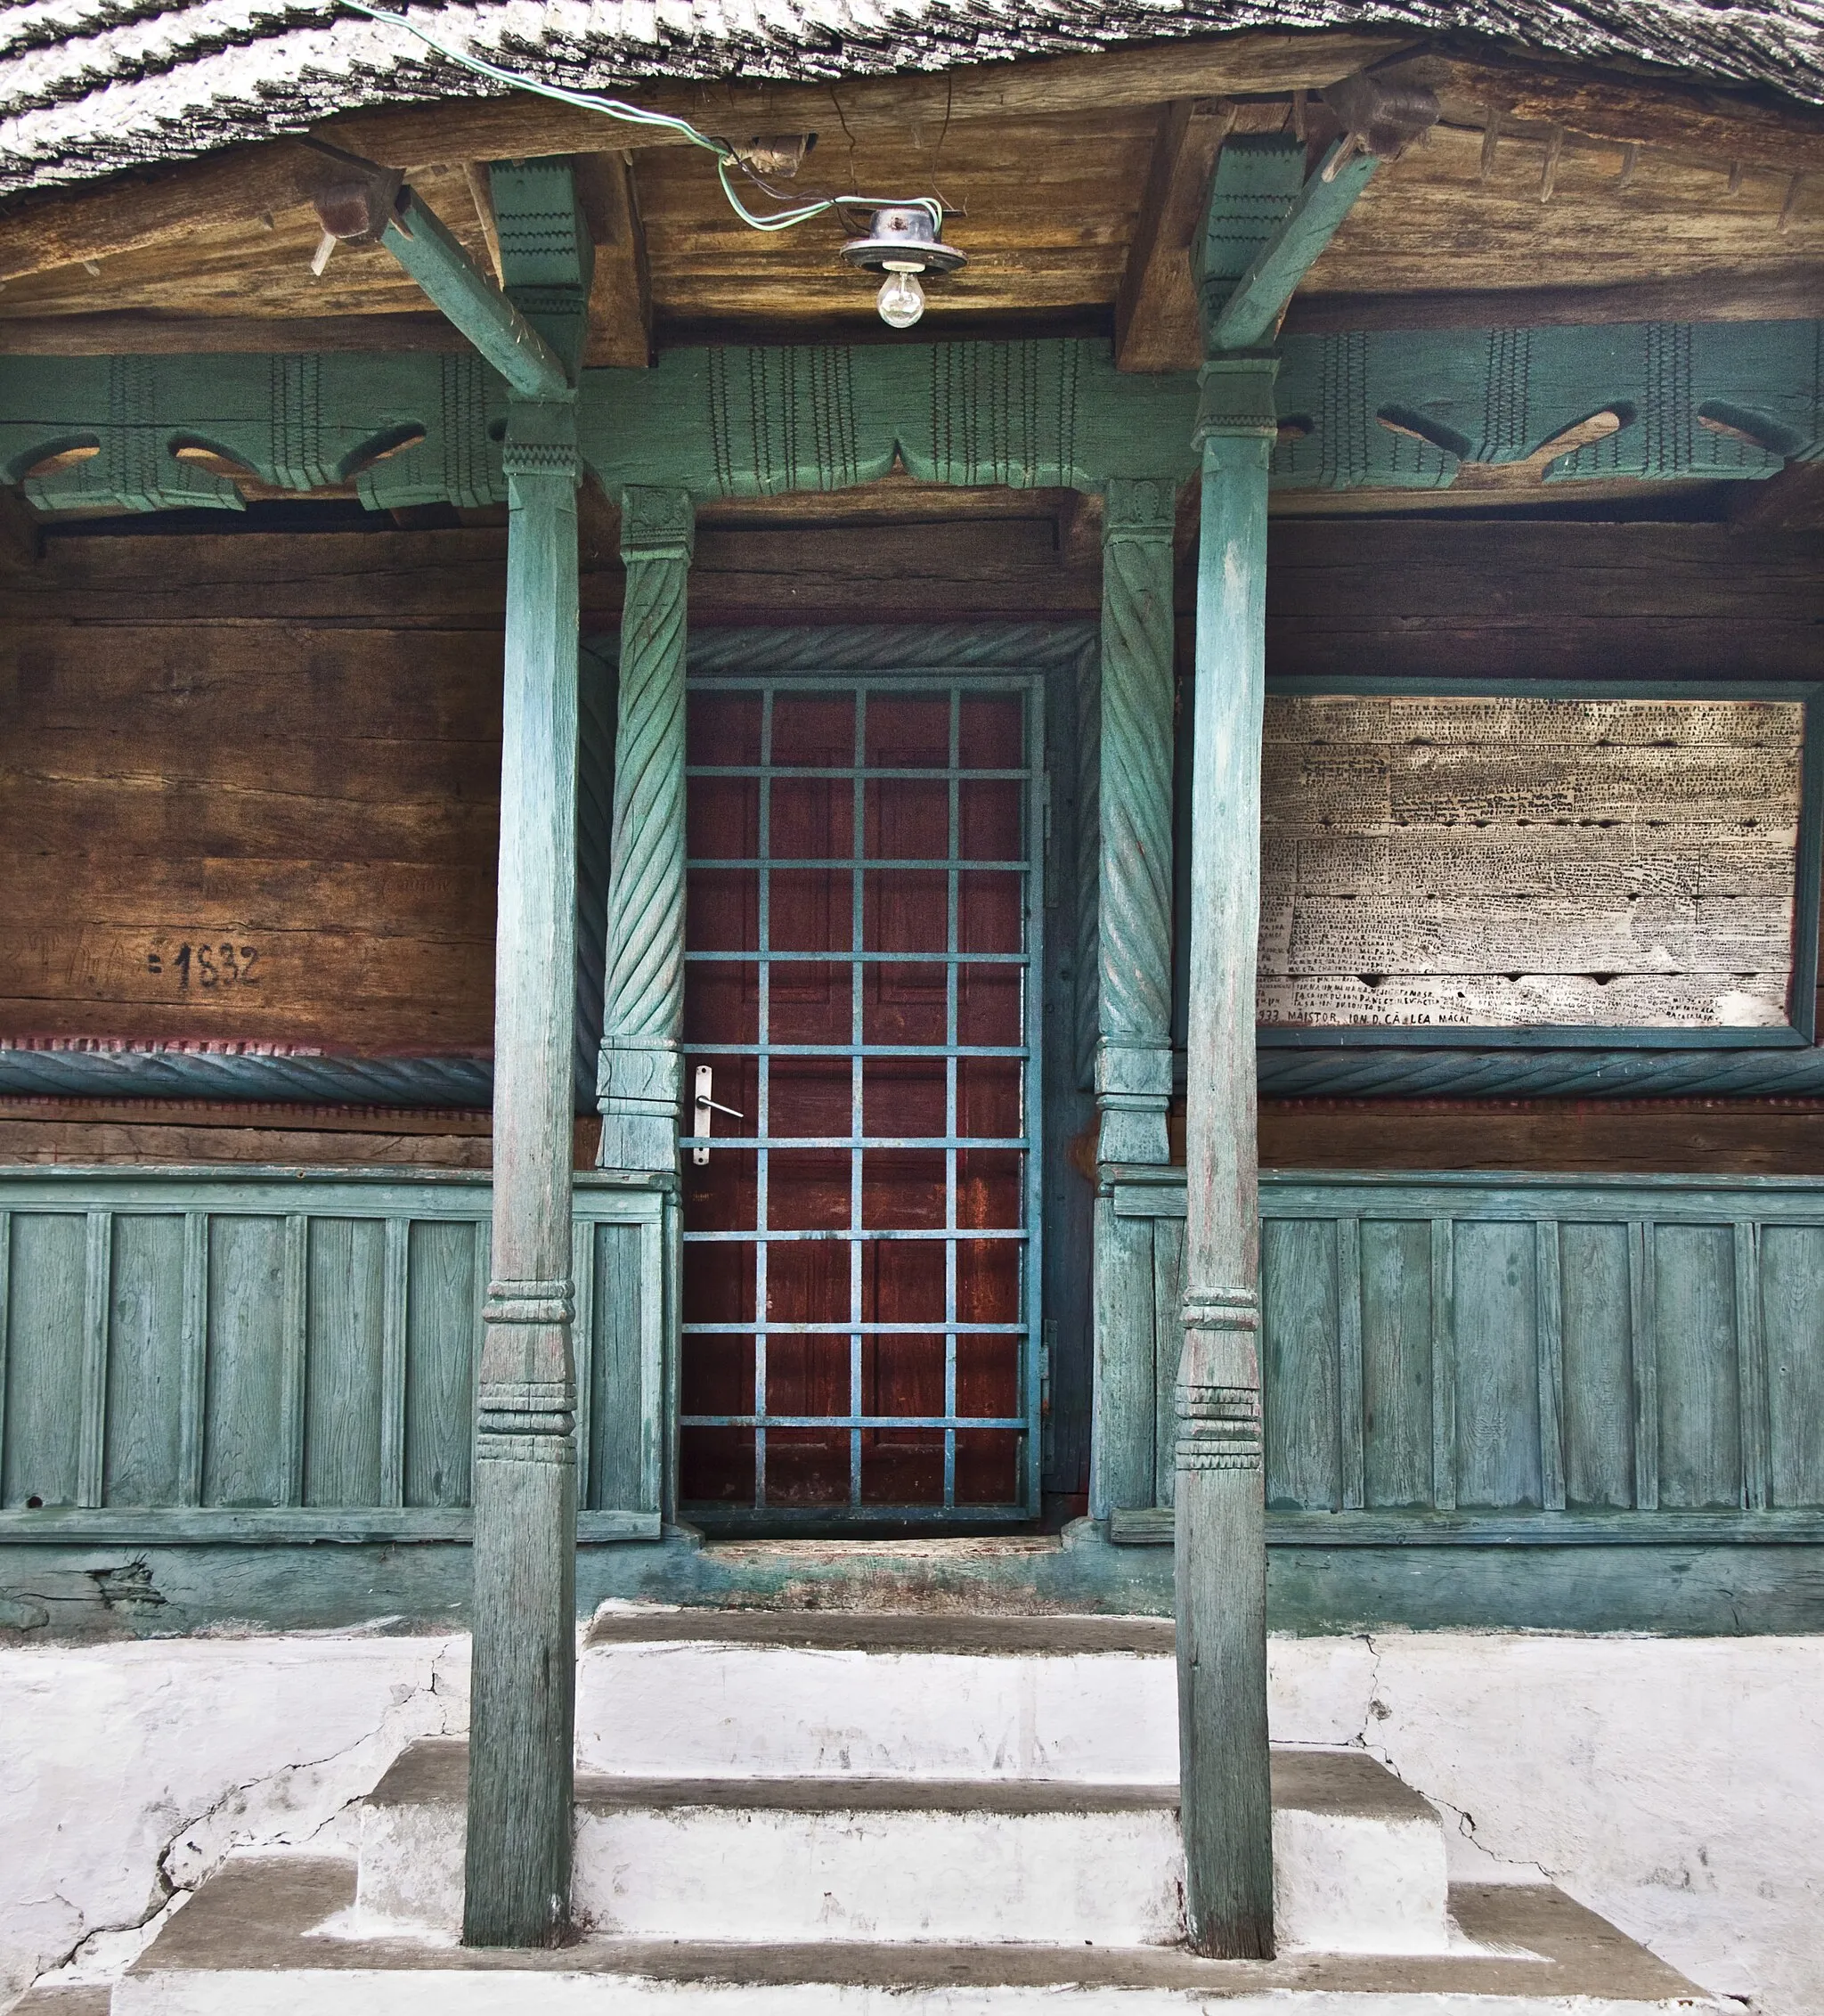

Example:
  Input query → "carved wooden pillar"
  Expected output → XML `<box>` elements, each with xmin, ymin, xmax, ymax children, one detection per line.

<box><xmin>1089</xmin><ymin>476</ymin><xmax>1180</xmax><ymax>1521</ymax></box>
<box><xmin>1095</xmin><ymin>477</ymin><xmax>1178</xmax><ymax>1165</ymax></box>
<box><xmin>1176</xmin><ymin>353</ymin><xmax>1277</xmax><ymax>1958</ymax></box>
<box><xmin>597</xmin><ymin>486</ymin><xmax>696</xmax><ymax>1173</ymax></box>
<box><xmin>465</xmin><ymin>391</ymin><xmax>582</xmax><ymax>1947</ymax></box>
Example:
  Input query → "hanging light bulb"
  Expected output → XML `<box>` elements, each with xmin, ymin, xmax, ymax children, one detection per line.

<box><xmin>876</xmin><ymin>265</ymin><xmax>926</xmax><ymax>329</ymax></box>
<box><xmin>841</xmin><ymin>207</ymin><xmax>965</xmax><ymax>331</ymax></box>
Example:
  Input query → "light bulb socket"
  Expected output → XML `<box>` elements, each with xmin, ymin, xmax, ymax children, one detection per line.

<box><xmin>840</xmin><ymin>206</ymin><xmax>965</xmax><ymax>276</ymax></box>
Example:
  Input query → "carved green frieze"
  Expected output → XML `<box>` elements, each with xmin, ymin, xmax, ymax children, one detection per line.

<box><xmin>0</xmin><ymin>327</ymin><xmax>1817</xmax><ymax>515</ymax></box>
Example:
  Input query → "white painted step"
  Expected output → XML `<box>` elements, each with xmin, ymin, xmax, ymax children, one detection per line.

<box><xmin>577</xmin><ymin>1610</ymin><xmax>1179</xmax><ymax>1782</ymax></box>
<box><xmin>112</xmin><ymin>1852</ymin><xmax>1714</xmax><ymax>2015</ymax></box>
<box><xmin>356</xmin><ymin>1739</ymin><xmax>1454</xmax><ymax>1954</ymax></box>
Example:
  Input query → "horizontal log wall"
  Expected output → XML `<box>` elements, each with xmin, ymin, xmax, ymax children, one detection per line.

<box><xmin>0</xmin><ymin>510</ymin><xmax>1818</xmax><ymax>1162</ymax></box>
<box><xmin>0</xmin><ymin>1167</ymin><xmax>668</xmax><ymax>1538</ymax></box>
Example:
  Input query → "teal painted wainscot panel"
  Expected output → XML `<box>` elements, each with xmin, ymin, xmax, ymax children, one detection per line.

<box><xmin>0</xmin><ymin>1169</ymin><xmax>670</xmax><ymax>1541</ymax></box>
<box><xmin>1097</xmin><ymin>1169</ymin><xmax>1824</xmax><ymax>1548</ymax></box>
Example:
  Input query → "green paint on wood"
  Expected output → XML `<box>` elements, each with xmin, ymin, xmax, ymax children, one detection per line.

<box><xmin>596</xmin><ymin>486</ymin><xmax>694</xmax><ymax>1174</ymax></box>
<box><xmin>1</xmin><ymin>325</ymin><xmax>1818</xmax><ymax>515</ymax></box>
<box><xmin>1103</xmin><ymin>1169</ymin><xmax>1824</xmax><ymax>1533</ymax></box>
<box><xmin>383</xmin><ymin>188</ymin><xmax>570</xmax><ymax>400</ymax></box>
<box><xmin>1207</xmin><ymin>140</ymin><xmax>1380</xmax><ymax>353</ymax></box>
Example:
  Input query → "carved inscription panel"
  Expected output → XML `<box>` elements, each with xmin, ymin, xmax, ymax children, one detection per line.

<box><xmin>1258</xmin><ymin>697</ymin><xmax>1805</xmax><ymax>1029</ymax></box>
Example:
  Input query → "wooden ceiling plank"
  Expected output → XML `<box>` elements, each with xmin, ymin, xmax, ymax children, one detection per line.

<box><xmin>1114</xmin><ymin>100</ymin><xmax>1235</xmax><ymax>373</ymax></box>
<box><xmin>572</xmin><ymin>151</ymin><xmax>654</xmax><ymax>369</ymax></box>
<box><xmin>0</xmin><ymin>31</ymin><xmax>1404</xmax><ymax>288</ymax></box>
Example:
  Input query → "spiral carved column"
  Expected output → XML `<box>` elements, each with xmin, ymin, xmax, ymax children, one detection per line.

<box><xmin>465</xmin><ymin>394</ymin><xmax>581</xmax><ymax>1947</ymax></box>
<box><xmin>597</xmin><ymin>486</ymin><xmax>696</xmax><ymax>1172</ymax></box>
<box><xmin>1177</xmin><ymin>357</ymin><xmax>1279</xmax><ymax>1960</ymax></box>
<box><xmin>1096</xmin><ymin>477</ymin><xmax>1178</xmax><ymax>1167</ymax></box>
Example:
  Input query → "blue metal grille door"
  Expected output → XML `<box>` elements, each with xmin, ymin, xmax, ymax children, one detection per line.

<box><xmin>679</xmin><ymin>676</ymin><xmax>1046</xmax><ymax>1523</ymax></box>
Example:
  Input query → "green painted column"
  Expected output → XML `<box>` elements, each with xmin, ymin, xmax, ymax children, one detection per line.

<box><xmin>465</xmin><ymin>391</ymin><xmax>582</xmax><ymax>1948</ymax></box>
<box><xmin>1176</xmin><ymin>352</ymin><xmax>1277</xmax><ymax>1958</ymax></box>
<box><xmin>596</xmin><ymin>486</ymin><xmax>696</xmax><ymax>1174</ymax></box>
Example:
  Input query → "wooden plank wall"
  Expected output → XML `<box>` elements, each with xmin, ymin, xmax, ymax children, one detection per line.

<box><xmin>0</xmin><ymin>1168</ymin><xmax>667</xmax><ymax>1532</ymax></box>
<box><xmin>1095</xmin><ymin>1168</ymin><xmax>1824</xmax><ymax>1527</ymax></box>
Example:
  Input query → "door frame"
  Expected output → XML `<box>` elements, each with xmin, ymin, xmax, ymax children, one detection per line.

<box><xmin>590</xmin><ymin>622</ymin><xmax>1098</xmax><ymax>1532</ymax></box>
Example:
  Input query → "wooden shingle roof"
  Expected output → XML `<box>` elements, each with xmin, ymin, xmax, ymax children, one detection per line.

<box><xmin>3</xmin><ymin>0</ymin><xmax>1823</xmax><ymax>192</ymax></box>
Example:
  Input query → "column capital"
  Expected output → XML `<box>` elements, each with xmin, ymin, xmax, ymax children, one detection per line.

<box><xmin>1193</xmin><ymin>352</ymin><xmax>1280</xmax><ymax>445</ymax></box>
<box><xmin>1102</xmin><ymin>476</ymin><xmax>1178</xmax><ymax>543</ymax></box>
<box><xmin>620</xmin><ymin>484</ymin><xmax>696</xmax><ymax>563</ymax></box>
<box><xmin>501</xmin><ymin>395</ymin><xmax>580</xmax><ymax>479</ymax></box>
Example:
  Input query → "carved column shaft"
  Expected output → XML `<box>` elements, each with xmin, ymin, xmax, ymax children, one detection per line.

<box><xmin>597</xmin><ymin>486</ymin><xmax>696</xmax><ymax>1173</ymax></box>
<box><xmin>1096</xmin><ymin>476</ymin><xmax>1178</xmax><ymax>1166</ymax></box>
<box><xmin>466</xmin><ymin>395</ymin><xmax>581</xmax><ymax>1947</ymax></box>
<box><xmin>1176</xmin><ymin>356</ymin><xmax>1277</xmax><ymax>1960</ymax></box>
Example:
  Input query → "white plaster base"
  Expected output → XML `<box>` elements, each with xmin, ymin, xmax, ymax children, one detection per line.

<box><xmin>5</xmin><ymin>1629</ymin><xmax>1823</xmax><ymax>2013</ymax></box>
<box><xmin>0</xmin><ymin>1635</ymin><xmax>468</xmax><ymax>2009</ymax></box>
<box><xmin>354</xmin><ymin>1742</ymin><xmax>1451</xmax><ymax>1953</ymax></box>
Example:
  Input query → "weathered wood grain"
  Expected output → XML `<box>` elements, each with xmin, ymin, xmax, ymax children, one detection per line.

<box><xmin>404</xmin><ymin>1219</ymin><xmax>481</xmax><ymax>1509</ymax></box>
<box><xmin>1451</xmin><ymin>1220</ymin><xmax>1543</xmax><ymax>1509</ymax></box>
<box><xmin>1653</xmin><ymin>1223</ymin><xmax>1742</xmax><ymax>1509</ymax></box>
<box><xmin>2</xmin><ymin>1212</ymin><xmax>85</xmax><ymax>1506</ymax></box>
<box><xmin>1557</xmin><ymin>1221</ymin><xmax>1634</xmax><ymax>1508</ymax></box>
<box><xmin>1260</xmin><ymin>1218</ymin><xmax>1340</xmax><ymax>1512</ymax></box>
<box><xmin>303</xmin><ymin>1218</ymin><xmax>386</xmax><ymax>1508</ymax></box>
<box><xmin>102</xmin><ymin>1212</ymin><xmax>185</xmax><ymax>1505</ymax></box>
<box><xmin>1761</xmin><ymin>1224</ymin><xmax>1824</xmax><ymax>1508</ymax></box>
<box><xmin>202</xmin><ymin>1215</ymin><xmax>288</xmax><ymax>1507</ymax></box>
<box><xmin>1359</xmin><ymin>1217</ymin><xmax>1432</xmax><ymax>1508</ymax></box>
<box><xmin>1255</xmin><ymin>693</ymin><xmax>1804</xmax><ymax>1030</ymax></box>
<box><xmin>1091</xmin><ymin>1194</ymin><xmax>1158</xmax><ymax>1514</ymax></box>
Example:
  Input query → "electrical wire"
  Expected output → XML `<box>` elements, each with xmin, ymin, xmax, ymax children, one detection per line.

<box><xmin>339</xmin><ymin>0</ymin><xmax>944</xmax><ymax>236</ymax></box>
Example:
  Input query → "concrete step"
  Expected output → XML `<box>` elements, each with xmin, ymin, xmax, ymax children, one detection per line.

<box><xmin>576</xmin><ymin>1608</ymin><xmax>1180</xmax><ymax>1781</ymax></box>
<box><xmin>110</xmin><ymin>1851</ymin><xmax>1714</xmax><ymax>2014</ymax></box>
<box><xmin>356</xmin><ymin>1738</ymin><xmax>1454</xmax><ymax>1953</ymax></box>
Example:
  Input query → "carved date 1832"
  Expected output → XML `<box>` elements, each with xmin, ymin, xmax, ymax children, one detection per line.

<box><xmin>147</xmin><ymin>943</ymin><xmax>261</xmax><ymax>989</ymax></box>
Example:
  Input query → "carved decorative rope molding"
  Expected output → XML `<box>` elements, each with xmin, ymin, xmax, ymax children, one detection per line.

<box><xmin>598</xmin><ymin>485</ymin><xmax>696</xmax><ymax>1172</ymax></box>
<box><xmin>1096</xmin><ymin>477</ymin><xmax>1180</xmax><ymax>1164</ymax></box>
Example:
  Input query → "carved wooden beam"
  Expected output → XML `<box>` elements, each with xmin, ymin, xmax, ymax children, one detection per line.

<box><xmin>320</xmin><ymin>32</ymin><xmax>1407</xmax><ymax>167</ymax></box>
<box><xmin>4</xmin><ymin>327</ymin><xmax>1818</xmax><ymax>518</ymax></box>
<box><xmin>1405</xmin><ymin>52</ymin><xmax>1824</xmax><ymax>180</ymax></box>
<box><xmin>1283</xmin><ymin>269</ymin><xmax>1824</xmax><ymax>332</ymax></box>
<box><xmin>0</xmin><ymin>312</ymin><xmax>468</xmax><ymax>355</ymax></box>
<box><xmin>573</xmin><ymin>152</ymin><xmax>654</xmax><ymax>370</ymax></box>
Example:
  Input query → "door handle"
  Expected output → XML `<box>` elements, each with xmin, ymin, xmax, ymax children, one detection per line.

<box><xmin>692</xmin><ymin>1064</ymin><xmax>744</xmax><ymax>1166</ymax></box>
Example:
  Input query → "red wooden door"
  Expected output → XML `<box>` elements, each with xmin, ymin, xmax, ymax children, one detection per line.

<box><xmin>679</xmin><ymin>676</ymin><xmax>1042</xmax><ymax>1523</ymax></box>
